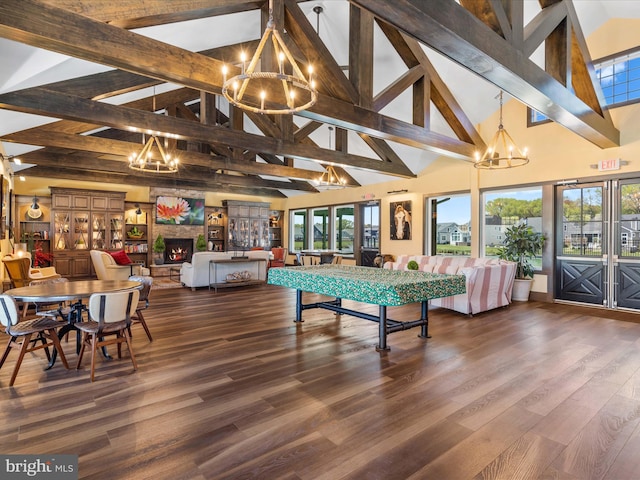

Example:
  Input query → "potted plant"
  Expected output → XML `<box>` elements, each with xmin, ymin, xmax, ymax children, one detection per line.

<box><xmin>499</xmin><ymin>223</ymin><xmax>546</xmax><ymax>301</ymax></box>
<box><xmin>195</xmin><ymin>233</ymin><xmax>207</xmax><ymax>252</ymax></box>
<box><xmin>153</xmin><ymin>234</ymin><xmax>166</xmax><ymax>265</ymax></box>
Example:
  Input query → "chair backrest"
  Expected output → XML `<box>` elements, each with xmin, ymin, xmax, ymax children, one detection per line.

<box><xmin>2</xmin><ymin>256</ymin><xmax>32</xmax><ymax>288</ymax></box>
<box><xmin>301</xmin><ymin>255</ymin><xmax>319</xmax><ymax>266</ymax></box>
<box><xmin>285</xmin><ymin>254</ymin><xmax>299</xmax><ymax>266</ymax></box>
<box><xmin>128</xmin><ymin>275</ymin><xmax>153</xmax><ymax>303</ymax></box>
<box><xmin>88</xmin><ymin>289</ymin><xmax>140</xmax><ymax>327</ymax></box>
<box><xmin>90</xmin><ymin>250</ymin><xmax>113</xmax><ymax>280</ymax></box>
<box><xmin>331</xmin><ymin>254</ymin><xmax>343</xmax><ymax>264</ymax></box>
<box><xmin>0</xmin><ymin>294</ymin><xmax>20</xmax><ymax>328</ymax></box>
<box><xmin>271</xmin><ymin>247</ymin><xmax>286</xmax><ymax>261</ymax></box>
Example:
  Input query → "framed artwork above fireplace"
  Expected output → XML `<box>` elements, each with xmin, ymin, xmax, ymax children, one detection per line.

<box><xmin>156</xmin><ymin>196</ymin><xmax>205</xmax><ymax>225</ymax></box>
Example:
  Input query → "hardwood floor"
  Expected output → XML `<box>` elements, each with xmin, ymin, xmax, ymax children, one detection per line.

<box><xmin>2</xmin><ymin>284</ymin><xmax>640</xmax><ymax>479</ymax></box>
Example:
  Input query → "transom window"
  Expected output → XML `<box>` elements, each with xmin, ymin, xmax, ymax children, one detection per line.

<box><xmin>530</xmin><ymin>46</ymin><xmax>640</xmax><ymax>124</ymax></box>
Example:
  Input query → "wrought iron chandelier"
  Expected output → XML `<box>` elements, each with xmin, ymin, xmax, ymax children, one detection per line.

<box><xmin>315</xmin><ymin>127</ymin><xmax>346</xmax><ymax>189</ymax></box>
<box><xmin>221</xmin><ymin>0</ymin><xmax>317</xmax><ymax>115</ymax></box>
<box><xmin>316</xmin><ymin>165</ymin><xmax>346</xmax><ymax>189</ymax></box>
<box><xmin>129</xmin><ymin>90</ymin><xmax>179</xmax><ymax>174</ymax></box>
<box><xmin>474</xmin><ymin>91</ymin><xmax>530</xmax><ymax>170</ymax></box>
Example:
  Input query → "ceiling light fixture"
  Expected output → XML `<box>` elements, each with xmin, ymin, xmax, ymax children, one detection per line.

<box><xmin>128</xmin><ymin>89</ymin><xmax>179</xmax><ymax>174</ymax></box>
<box><xmin>474</xmin><ymin>91</ymin><xmax>529</xmax><ymax>170</ymax></box>
<box><xmin>221</xmin><ymin>0</ymin><xmax>317</xmax><ymax>115</ymax></box>
<box><xmin>315</xmin><ymin>127</ymin><xmax>346</xmax><ymax>189</ymax></box>
<box><xmin>27</xmin><ymin>196</ymin><xmax>42</xmax><ymax>219</ymax></box>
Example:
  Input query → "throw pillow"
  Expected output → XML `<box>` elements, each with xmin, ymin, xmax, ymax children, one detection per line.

<box><xmin>109</xmin><ymin>250</ymin><xmax>133</xmax><ymax>265</ymax></box>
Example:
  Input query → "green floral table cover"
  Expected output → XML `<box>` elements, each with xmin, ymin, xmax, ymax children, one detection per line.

<box><xmin>267</xmin><ymin>265</ymin><xmax>466</xmax><ymax>306</ymax></box>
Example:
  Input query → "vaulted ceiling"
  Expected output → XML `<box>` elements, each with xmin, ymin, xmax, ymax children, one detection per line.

<box><xmin>0</xmin><ymin>0</ymin><xmax>623</xmax><ymax>197</ymax></box>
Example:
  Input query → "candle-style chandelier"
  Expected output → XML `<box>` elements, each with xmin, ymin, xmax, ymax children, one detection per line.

<box><xmin>474</xmin><ymin>91</ymin><xmax>530</xmax><ymax>169</ymax></box>
<box><xmin>315</xmin><ymin>127</ymin><xmax>347</xmax><ymax>189</ymax></box>
<box><xmin>128</xmin><ymin>90</ymin><xmax>179</xmax><ymax>174</ymax></box>
<box><xmin>221</xmin><ymin>0</ymin><xmax>317</xmax><ymax>115</ymax></box>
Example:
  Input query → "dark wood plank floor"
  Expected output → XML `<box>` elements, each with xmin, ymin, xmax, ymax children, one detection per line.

<box><xmin>2</xmin><ymin>284</ymin><xmax>640</xmax><ymax>479</ymax></box>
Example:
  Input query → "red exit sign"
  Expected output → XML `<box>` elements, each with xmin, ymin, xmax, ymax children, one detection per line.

<box><xmin>598</xmin><ymin>158</ymin><xmax>621</xmax><ymax>171</ymax></box>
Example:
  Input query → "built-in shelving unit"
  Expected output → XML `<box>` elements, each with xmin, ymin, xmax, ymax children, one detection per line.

<box><xmin>124</xmin><ymin>202</ymin><xmax>152</xmax><ymax>266</ymax></box>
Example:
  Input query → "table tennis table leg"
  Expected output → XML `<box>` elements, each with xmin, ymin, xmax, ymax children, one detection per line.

<box><xmin>418</xmin><ymin>301</ymin><xmax>431</xmax><ymax>338</ymax></box>
<box><xmin>295</xmin><ymin>289</ymin><xmax>303</xmax><ymax>322</ymax></box>
<box><xmin>376</xmin><ymin>305</ymin><xmax>390</xmax><ymax>352</ymax></box>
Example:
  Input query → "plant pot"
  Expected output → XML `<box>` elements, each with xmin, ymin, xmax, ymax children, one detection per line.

<box><xmin>154</xmin><ymin>254</ymin><xmax>165</xmax><ymax>265</ymax></box>
<box><xmin>512</xmin><ymin>278</ymin><xmax>533</xmax><ymax>301</ymax></box>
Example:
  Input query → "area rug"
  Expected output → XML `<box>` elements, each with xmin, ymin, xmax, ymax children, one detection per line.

<box><xmin>152</xmin><ymin>278</ymin><xmax>184</xmax><ymax>290</ymax></box>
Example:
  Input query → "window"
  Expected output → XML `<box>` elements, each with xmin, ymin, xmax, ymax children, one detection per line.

<box><xmin>334</xmin><ymin>205</ymin><xmax>354</xmax><ymax>253</ymax></box>
<box><xmin>291</xmin><ymin>209</ymin><xmax>307</xmax><ymax>252</ymax></box>
<box><xmin>596</xmin><ymin>48</ymin><xmax>640</xmax><ymax>107</ymax></box>
<box><xmin>483</xmin><ymin>187</ymin><xmax>543</xmax><ymax>268</ymax></box>
<box><xmin>561</xmin><ymin>186</ymin><xmax>602</xmax><ymax>257</ymax></box>
<box><xmin>362</xmin><ymin>203</ymin><xmax>380</xmax><ymax>249</ymax></box>
<box><xmin>428</xmin><ymin>194</ymin><xmax>471</xmax><ymax>256</ymax></box>
<box><xmin>530</xmin><ymin>47</ymin><xmax>640</xmax><ymax>124</ymax></box>
<box><xmin>312</xmin><ymin>207</ymin><xmax>329</xmax><ymax>249</ymax></box>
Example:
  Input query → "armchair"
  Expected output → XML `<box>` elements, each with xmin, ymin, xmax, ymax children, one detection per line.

<box><xmin>2</xmin><ymin>253</ymin><xmax>59</xmax><ymax>288</ymax></box>
<box><xmin>90</xmin><ymin>250</ymin><xmax>150</xmax><ymax>280</ymax></box>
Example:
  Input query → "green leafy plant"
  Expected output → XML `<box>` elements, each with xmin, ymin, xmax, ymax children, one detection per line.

<box><xmin>153</xmin><ymin>234</ymin><xmax>166</xmax><ymax>253</ymax></box>
<box><xmin>407</xmin><ymin>260</ymin><xmax>419</xmax><ymax>271</ymax></box>
<box><xmin>499</xmin><ymin>224</ymin><xmax>545</xmax><ymax>279</ymax></box>
<box><xmin>196</xmin><ymin>233</ymin><xmax>207</xmax><ymax>252</ymax></box>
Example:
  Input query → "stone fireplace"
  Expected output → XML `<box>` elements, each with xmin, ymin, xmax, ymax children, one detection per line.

<box><xmin>164</xmin><ymin>238</ymin><xmax>193</xmax><ymax>264</ymax></box>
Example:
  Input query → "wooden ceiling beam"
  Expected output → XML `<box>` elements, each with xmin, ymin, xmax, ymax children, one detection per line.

<box><xmin>2</xmin><ymin>130</ymin><xmax>334</xmax><ymax>183</ymax></box>
<box><xmin>0</xmin><ymin>0</ymin><xmax>479</xmax><ymax>159</ymax></box>
<box><xmin>17</xmin><ymin>148</ymin><xmax>309</xmax><ymax>191</ymax></box>
<box><xmin>42</xmin><ymin>0</ymin><xmax>266</xmax><ymax>29</ymax></box>
<box><xmin>0</xmin><ymin>87</ymin><xmax>413</xmax><ymax>177</ymax></box>
<box><xmin>351</xmin><ymin>0</ymin><xmax>620</xmax><ymax>148</ymax></box>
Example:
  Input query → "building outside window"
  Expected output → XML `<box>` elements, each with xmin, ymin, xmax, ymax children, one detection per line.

<box><xmin>483</xmin><ymin>187</ymin><xmax>543</xmax><ymax>269</ymax></box>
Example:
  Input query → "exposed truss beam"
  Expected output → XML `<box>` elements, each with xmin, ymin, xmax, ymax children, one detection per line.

<box><xmin>351</xmin><ymin>0</ymin><xmax>619</xmax><ymax>148</ymax></box>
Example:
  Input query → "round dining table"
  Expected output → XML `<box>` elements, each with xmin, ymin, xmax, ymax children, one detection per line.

<box><xmin>6</xmin><ymin>279</ymin><xmax>142</xmax><ymax>369</ymax></box>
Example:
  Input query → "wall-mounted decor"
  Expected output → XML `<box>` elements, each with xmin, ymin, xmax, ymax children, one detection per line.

<box><xmin>390</xmin><ymin>200</ymin><xmax>412</xmax><ymax>240</ymax></box>
<box><xmin>155</xmin><ymin>195</ymin><xmax>205</xmax><ymax>225</ymax></box>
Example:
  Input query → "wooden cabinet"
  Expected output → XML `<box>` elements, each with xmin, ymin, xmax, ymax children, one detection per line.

<box><xmin>50</xmin><ymin>187</ymin><xmax>126</xmax><ymax>278</ymax></box>
<box><xmin>268</xmin><ymin>210</ymin><xmax>283</xmax><ymax>249</ymax></box>
<box><xmin>52</xmin><ymin>252</ymin><xmax>91</xmax><ymax>277</ymax></box>
<box><xmin>224</xmin><ymin>200</ymin><xmax>270</xmax><ymax>250</ymax></box>
<box><xmin>124</xmin><ymin>202</ymin><xmax>151</xmax><ymax>266</ymax></box>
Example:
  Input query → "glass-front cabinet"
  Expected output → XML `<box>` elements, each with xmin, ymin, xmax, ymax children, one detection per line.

<box><xmin>224</xmin><ymin>200</ymin><xmax>271</xmax><ymax>251</ymax></box>
<box><xmin>53</xmin><ymin>210</ymin><xmax>90</xmax><ymax>251</ymax></box>
<box><xmin>50</xmin><ymin>187</ymin><xmax>126</xmax><ymax>278</ymax></box>
<box><xmin>91</xmin><ymin>212</ymin><xmax>124</xmax><ymax>250</ymax></box>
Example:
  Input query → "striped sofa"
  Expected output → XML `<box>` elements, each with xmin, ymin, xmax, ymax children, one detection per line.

<box><xmin>383</xmin><ymin>255</ymin><xmax>517</xmax><ymax>315</ymax></box>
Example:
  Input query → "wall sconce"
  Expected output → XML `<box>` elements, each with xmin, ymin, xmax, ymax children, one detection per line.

<box><xmin>387</xmin><ymin>189</ymin><xmax>408</xmax><ymax>195</ymax></box>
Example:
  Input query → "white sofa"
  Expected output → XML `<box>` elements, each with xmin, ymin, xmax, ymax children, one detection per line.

<box><xmin>384</xmin><ymin>255</ymin><xmax>517</xmax><ymax>315</ymax></box>
<box><xmin>180</xmin><ymin>251</ymin><xmax>271</xmax><ymax>290</ymax></box>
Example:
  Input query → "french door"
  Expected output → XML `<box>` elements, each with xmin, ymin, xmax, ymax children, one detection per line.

<box><xmin>556</xmin><ymin>178</ymin><xmax>640</xmax><ymax>310</ymax></box>
<box><xmin>359</xmin><ymin>201</ymin><xmax>380</xmax><ymax>266</ymax></box>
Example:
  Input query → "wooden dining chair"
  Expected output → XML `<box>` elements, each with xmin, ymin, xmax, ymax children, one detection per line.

<box><xmin>301</xmin><ymin>255</ymin><xmax>319</xmax><ymax>266</ymax></box>
<box><xmin>127</xmin><ymin>275</ymin><xmax>153</xmax><ymax>342</ymax></box>
<box><xmin>3</xmin><ymin>255</ymin><xmax>61</xmax><ymax>317</ymax></box>
<box><xmin>0</xmin><ymin>294</ymin><xmax>69</xmax><ymax>386</ymax></box>
<box><xmin>75</xmin><ymin>289</ymin><xmax>140</xmax><ymax>382</ymax></box>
